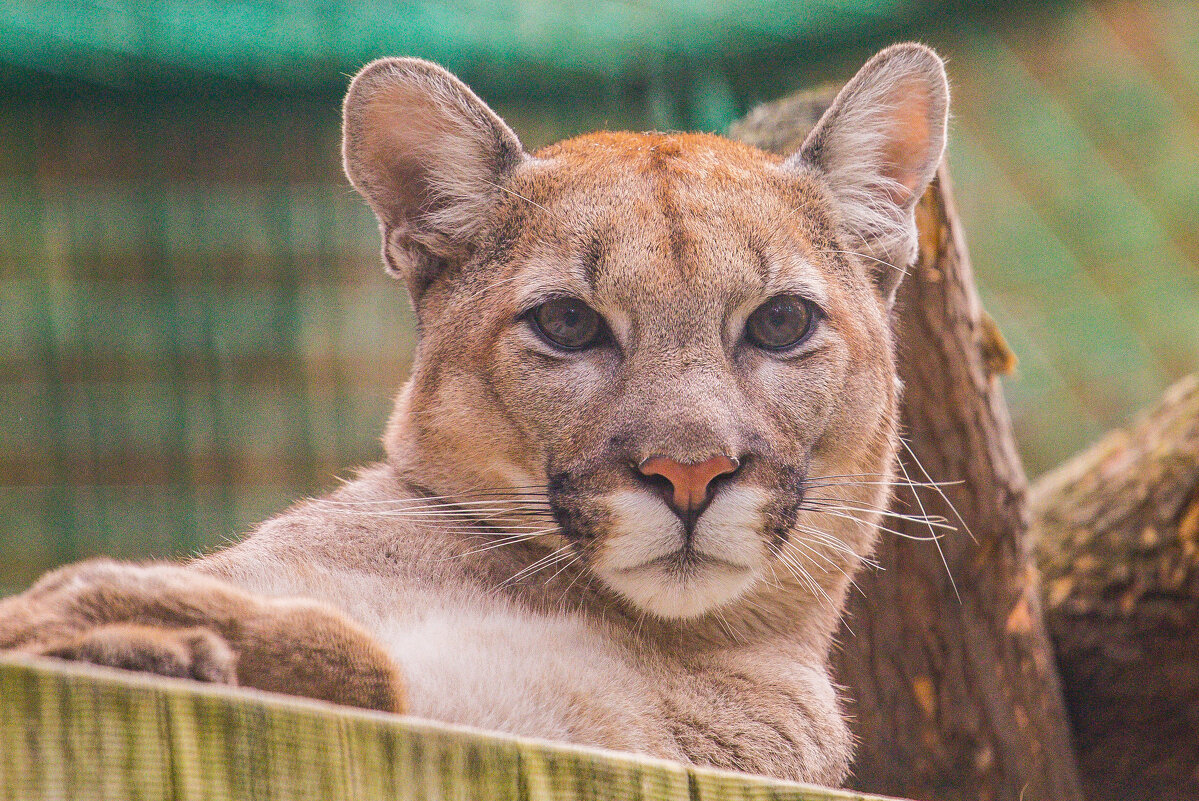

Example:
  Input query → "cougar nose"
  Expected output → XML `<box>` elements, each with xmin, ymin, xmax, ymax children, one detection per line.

<box><xmin>637</xmin><ymin>455</ymin><xmax>741</xmax><ymax>526</ymax></box>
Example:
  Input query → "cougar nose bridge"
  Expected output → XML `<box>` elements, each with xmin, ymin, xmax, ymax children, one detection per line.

<box><xmin>619</xmin><ymin>352</ymin><xmax>746</xmax><ymax>460</ymax></box>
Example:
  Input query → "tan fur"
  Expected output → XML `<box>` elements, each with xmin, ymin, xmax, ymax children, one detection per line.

<box><xmin>0</xmin><ymin>43</ymin><xmax>949</xmax><ymax>786</ymax></box>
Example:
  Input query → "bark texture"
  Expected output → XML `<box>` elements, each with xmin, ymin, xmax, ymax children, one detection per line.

<box><xmin>1031</xmin><ymin>374</ymin><xmax>1199</xmax><ymax>801</ymax></box>
<box><xmin>732</xmin><ymin>97</ymin><xmax>1085</xmax><ymax>801</ymax></box>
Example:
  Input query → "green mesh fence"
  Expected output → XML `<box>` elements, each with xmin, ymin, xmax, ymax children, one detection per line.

<box><xmin>1</xmin><ymin>0</ymin><xmax>1197</xmax><ymax>593</ymax></box>
<box><xmin>0</xmin><ymin>1</ymin><xmax>971</xmax><ymax>89</ymax></box>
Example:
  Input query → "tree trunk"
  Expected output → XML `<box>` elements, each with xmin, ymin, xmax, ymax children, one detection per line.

<box><xmin>732</xmin><ymin>98</ymin><xmax>1085</xmax><ymax>801</ymax></box>
<box><xmin>1030</xmin><ymin>374</ymin><xmax>1199</xmax><ymax>801</ymax></box>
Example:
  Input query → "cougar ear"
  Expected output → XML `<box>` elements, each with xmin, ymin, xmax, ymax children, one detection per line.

<box><xmin>788</xmin><ymin>43</ymin><xmax>949</xmax><ymax>305</ymax></box>
<box><xmin>342</xmin><ymin>57</ymin><xmax>526</xmax><ymax>297</ymax></box>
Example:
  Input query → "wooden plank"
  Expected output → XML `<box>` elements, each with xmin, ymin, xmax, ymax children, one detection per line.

<box><xmin>0</xmin><ymin>653</ymin><xmax>903</xmax><ymax>801</ymax></box>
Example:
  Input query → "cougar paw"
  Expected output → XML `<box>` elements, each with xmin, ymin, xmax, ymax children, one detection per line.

<box><xmin>34</xmin><ymin>623</ymin><xmax>237</xmax><ymax>684</ymax></box>
<box><xmin>237</xmin><ymin>602</ymin><xmax>409</xmax><ymax>714</ymax></box>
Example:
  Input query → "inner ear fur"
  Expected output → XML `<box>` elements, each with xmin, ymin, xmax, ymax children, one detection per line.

<box><xmin>342</xmin><ymin>57</ymin><xmax>526</xmax><ymax>296</ymax></box>
<box><xmin>789</xmin><ymin>43</ymin><xmax>949</xmax><ymax>304</ymax></box>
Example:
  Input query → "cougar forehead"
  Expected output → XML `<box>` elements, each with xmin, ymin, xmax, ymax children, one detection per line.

<box><xmin>439</xmin><ymin>131</ymin><xmax>884</xmax><ymax>365</ymax></box>
<box><xmin>511</xmin><ymin>131</ymin><xmax>850</xmax><ymax>297</ymax></box>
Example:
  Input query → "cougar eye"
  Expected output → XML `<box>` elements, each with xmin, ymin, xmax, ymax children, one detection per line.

<box><xmin>745</xmin><ymin>295</ymin><xmax>816</xmax><ymax>351</ymax></box>
<box><xmin>529</xmin><ymin>297</ymin><xmax>603</xmax><ymax>350</ymax></box>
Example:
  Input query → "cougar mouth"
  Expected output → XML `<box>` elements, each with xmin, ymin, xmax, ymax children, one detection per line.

<box><xmin>599</xmin><ymin>550</ymin><xmax>758</xmax><ymax>619</ymax></box>
<box><xmin>573</xmin><ymin>484</ymin><xmax>768</xmax><ymax>618</ymax></box>
<box><xmin>615</xmin><ymin>550</ymin><xmax>752</xmax><ymax>576</ymax></box>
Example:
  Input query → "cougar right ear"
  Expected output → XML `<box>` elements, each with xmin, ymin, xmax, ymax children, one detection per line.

<box><xmin>342</xmin><ymin>58</ymin><xmax>526</xmax><ymax>297</ymax></box>
<box><xmin>788</xmin><ymin>43</ymin><xmax>948</xmax><ymax>306</ymax></box>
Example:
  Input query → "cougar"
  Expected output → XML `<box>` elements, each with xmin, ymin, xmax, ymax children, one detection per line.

<box><xmin>0</xmin><ymin>43</ymin><xmax>948</xmax><ymax>785</ymax></box>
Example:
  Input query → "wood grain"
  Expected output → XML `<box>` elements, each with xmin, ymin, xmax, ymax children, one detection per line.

<box><xmin>0</xmin><ymin>653</ymin><xmax>905</xmax><ymax>801</ymax></box>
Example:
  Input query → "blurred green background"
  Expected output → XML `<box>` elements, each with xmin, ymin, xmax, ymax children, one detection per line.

<box><xmin>2</xmin><ymin>0</ymin><xmax>1198</xmax><ymax>593</ymax></box>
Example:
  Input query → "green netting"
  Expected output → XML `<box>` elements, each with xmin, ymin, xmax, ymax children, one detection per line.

<box><xmin>0</xmin><ymin>0</ymin><xmax>1197</xmax><ymax>597</ymax></box>
<box><xmin>0</xmin><ymin>654</ymin><xmax>900</xmax><ymax>801</ymax></box>
<box><xmin>1</xmin><ymin>0</ymin><xmax>964</xmax><ymax>87</ymax></box>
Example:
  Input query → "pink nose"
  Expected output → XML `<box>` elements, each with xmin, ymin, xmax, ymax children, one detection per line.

<box><xmin>637</xmin><ymin>455</ymin><xmax>741</xmax><ymax>520</ymax></box>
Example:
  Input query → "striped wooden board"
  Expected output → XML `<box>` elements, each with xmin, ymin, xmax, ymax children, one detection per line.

<box><xmin>0</xmin><ymin>653</ymin><xmax>900</xmax><ymax>801</ymax></box>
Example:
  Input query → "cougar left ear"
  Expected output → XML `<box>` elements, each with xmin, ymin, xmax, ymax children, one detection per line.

<box><xmin>342</xmin><ymin>58</ymin><xmax>526</xmax><ymax>298</ymax></box>
<box><xmin>788</xmin><ymin>43</ymin><xmax>949</xmax><ymax>305</ymax></box>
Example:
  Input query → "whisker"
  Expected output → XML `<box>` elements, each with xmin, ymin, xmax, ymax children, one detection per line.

<box><xmin>633</xmin><ymin>608</ymin><xmax>648</xmax><ymax>641</ymax></box>
<box><xmin>557</xmin><ymin>556</ymin><xmax>593</xmax><ymax>608</ymax></box>
<box><xmin>800</xmin><ymin>491</ymin><xmax>949</xmax><ymax>522</ymax></box>
<box><xmin>712</xmin><ymin>607</ymin><xmax>743</xmax><ymax>644</ymax></box>
<box><xmin>813</xmin><ymin>247</ymin><xmax>903</xmax><ymax>275</ymax></box>
<box><xmin>480</xmin><ymin>178</ymin><xmax>553</xmax><ymax>215</ymax></box>
<box><xmin>312</xmin><ymin>499</ymin><xmax>554</xmax><ymax>513</ymax></box>
<box><xmin>773</xmin><ymin>550</ymin><xmax>812</xmax><ymax>595</ymax></box>
<box><xmin>895</xmin><ymin>446</ymin><xmax>961</xmax><ymax>602</ymax></box>
<box><xmin>310</xmin><ymin>510</ymin><xmax>556</xmax><ymax>523</ymax></box>
<box><xmin>450</xmin><ymin>483</ymin><xmax>551</xmax><ymax>490</ymax></box>
<box><xmin>790</xmin><ymin>557</ymin><xmax>837</xmax><ymax>612</ymax></box>
<box><xmin>543</xmin><ymin>555</ymin><xmax>582</xmax><ymax>586</ymax></box>
<box><xmin>315</xmin><ymin>496</ymin><xmax>551</xmax><ymax>509</ymax></box>
<box><xmin>421</xmin><ymin>525</ymin><xmax>559</xmax><ymax>539</ymax></box>
<box><xmin>738</xmin><ymin>590</ymin><xmax>773</xmax><ymax>617</ymax></box>
<box><xmin>802</xmin><ymin>497</ymin><xmax>955</xmax><ymax>528</ymax></box>
<box><xmin>764</xmin><ymin>561</ymin><xmax>786</xmax><ymax>592</ymax></box>
<box><xmin>448</xmin><ymin>529</ymin><xmax>561</xmax><ymax>559</ymax></box>
<box><xmin>803</xmin><ymin>504</ymin><xmax>953</xmax><ymax>532</ymax></box>
<box><xmin>804</xmin><ymin>477</ymin><xmax>964</xmax><ymax>491</ymax></box>
<box><xmin>788</xmin><ymin>550</ymin><xmax>856</xmax><ymax>636</ymax></box>
<box><xmin>805</xmin><ymin>470</ymin><xmax>965</xmax><ymax>487</ymax></box>
<box><xmin>499</xmin><ymin>546</ymin><xmax>576</xmax><ymax>588</ymax></box>
<box><xmin>802</xmin><ymin>506</ymin><xmax>946</xmax><ymax>542</ymax></box>
<box><xmin>898</xmin><ymin>437</ymin><xmax>977</xmax><ymax>545</ymax></box>
<box><xmin>499</xmin><ymin>554</ymin><xmax>564</xmax><ymax>588</ymax></box>
<box><xmin>789</xmin><ymin>540</ymin><xmax>864</xmax><ymax>610</ymax></box>
<box><xmin>446</xmin><ymin>488</ymin><xmax>552</xmax><ymax>498</ymax></box>
<box><xmin>325</xmin><ymin>509</ymin><xmax>558</xmax><ymax>523</ymax></box>
<box><xmin>792</xmin><ymin>525</ymin><xmax>881</xmax><ymax>569</ymax></box>
<box><xmin>773</xmin><ymin>547</ymin><xmax>836</xmax><ymax>612</ymax></box>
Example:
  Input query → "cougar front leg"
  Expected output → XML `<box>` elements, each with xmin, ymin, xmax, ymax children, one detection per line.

<box><xmin>0</xmin><ymin>559</ymin><xmax>406</xmax><ymax>713</ymax></box>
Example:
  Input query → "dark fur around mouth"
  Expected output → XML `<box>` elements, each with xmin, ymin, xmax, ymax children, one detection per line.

<box><xmin>546</xmin><ymin>471</ymin><xmax>603</xmax><ymax>543</ymax></box>
<box><xmin>748</xmin><ymin>465</ymin><xmax>801</xmax><ymax>549</ymax></box>
<box><xmin>549</xmin><ymin>464</ymin><xmax>809</xmax><ymax>550</ymax></box>
<box><xmin>764</xmin><ymin>496</ymin><xmax>803</xmax><ymax>548</ymax></box>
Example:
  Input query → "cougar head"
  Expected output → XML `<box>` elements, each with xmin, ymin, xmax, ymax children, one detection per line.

<box><xmin>342</xmin><ymin>45</ymin><xmax>948</xmax><ymax>621</ymax></box>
